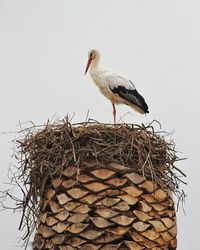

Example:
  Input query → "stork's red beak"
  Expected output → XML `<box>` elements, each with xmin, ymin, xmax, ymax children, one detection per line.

<box><xmin>84</xmin><ymin>56</ymin><xmax>93</xmax><ymax>75</ymax></box>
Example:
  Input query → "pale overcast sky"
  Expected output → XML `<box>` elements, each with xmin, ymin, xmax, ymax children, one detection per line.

<box><xmin>0</xmin><ymin>0</ymin><xmax>199</xmax><ymax>249</ymax></box>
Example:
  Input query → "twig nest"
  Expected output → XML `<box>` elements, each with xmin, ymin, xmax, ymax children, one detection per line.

<box><xmin>4</xmin><ymin>120</ymin><xmax>186</xmax><ymax>248</ymax></box>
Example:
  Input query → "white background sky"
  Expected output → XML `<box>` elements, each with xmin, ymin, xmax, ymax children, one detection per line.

<box><xmin>0</xmin><ymin>0</ymin><xmax>199</xmax><ymax>249</ymax></box>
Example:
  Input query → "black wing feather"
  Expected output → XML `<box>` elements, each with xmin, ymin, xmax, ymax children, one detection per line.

<box><xmin>110</xmin><ymin>85</ymin><xmax>149</xmax><ymax>113</ymax></box>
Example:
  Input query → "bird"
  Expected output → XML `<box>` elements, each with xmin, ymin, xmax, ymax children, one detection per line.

<box><xmin>84</xmin><ymin>49</ymin><xmax>149</xmax><ymax>125</ymax></box>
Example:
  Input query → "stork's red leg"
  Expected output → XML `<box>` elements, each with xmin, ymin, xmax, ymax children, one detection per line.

<box><xmin>112</xmin><ymin>103</ymin><xmax>116</xmax><ymax>126</ymax></box>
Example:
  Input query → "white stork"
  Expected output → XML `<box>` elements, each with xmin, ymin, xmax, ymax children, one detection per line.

<box><xmin>84</xmin><ymin>49</ymin><xmax>149</xmax><ymax>125</ymax></box>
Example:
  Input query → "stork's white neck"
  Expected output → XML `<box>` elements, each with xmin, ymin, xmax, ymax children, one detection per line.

<box><xmin>90</xmin><ymin>55</ymin><xmax>100</xmax><ymax>71</ymax></box>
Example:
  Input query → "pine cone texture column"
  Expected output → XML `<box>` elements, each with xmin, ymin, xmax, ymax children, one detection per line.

<box><xmin>33</xmin><ymin>162</ymin><xmax>177</xmax><ymax>250</ymax></box>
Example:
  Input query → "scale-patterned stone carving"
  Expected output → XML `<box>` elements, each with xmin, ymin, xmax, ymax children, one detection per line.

<box><xmin>33</xmin><ymin>164</ymin><xmax>177</xmax><ymax>250</ymax></box>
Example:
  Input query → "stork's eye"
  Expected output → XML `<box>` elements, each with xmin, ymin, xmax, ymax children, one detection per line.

<box><xmin>90</xmin><ymin>53</ymin><xmax>93</xmax><ymax>57</ymax></box>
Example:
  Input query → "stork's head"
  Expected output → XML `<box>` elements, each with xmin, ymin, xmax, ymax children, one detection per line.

<box><xmin>84</xmin><ymin>49</ymin><xmax>100</xmax><ymax>74</ymax></box>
